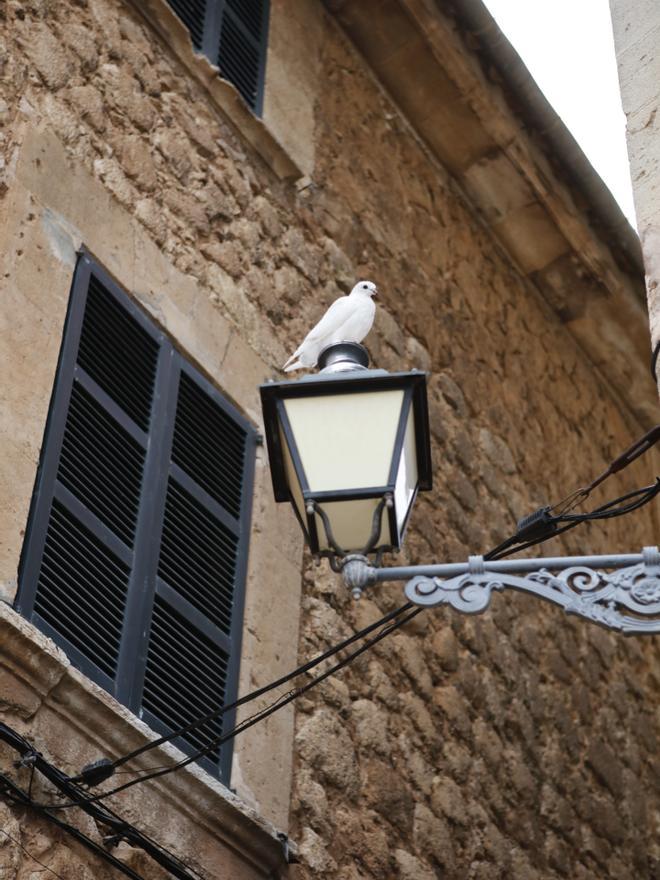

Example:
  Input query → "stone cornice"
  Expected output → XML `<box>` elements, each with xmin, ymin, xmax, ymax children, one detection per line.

<box><xmin>324</xmin><ymin>0</ymin><xmax>658</xmax><ymax>427</ymax></box>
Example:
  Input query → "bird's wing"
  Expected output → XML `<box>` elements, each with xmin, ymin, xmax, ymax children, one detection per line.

<box><xmin>330</xmin><ymin>298</ymin><xmax>375</xmax><ymax>344</ymax></box>
<box><xmin>292</xmin><ymin>297</ymin><xmax>355</xmax><ymax>356</ymax></box>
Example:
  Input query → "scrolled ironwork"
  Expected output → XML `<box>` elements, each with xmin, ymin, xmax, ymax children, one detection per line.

<box><xmin>403</xmin><ymin>556</ymin><xmax>660</xmax><ymax>635</ymax></box>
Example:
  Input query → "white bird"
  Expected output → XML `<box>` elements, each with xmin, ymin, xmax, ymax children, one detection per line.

<box><xmin>283</xmin><ymin>281</ymin><xmax>378</xmax><ymax>372</ymax></box>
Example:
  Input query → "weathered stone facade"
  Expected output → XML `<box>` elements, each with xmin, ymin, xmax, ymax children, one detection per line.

<box><xmin>1</xmin><ymin>0</ymin><xmax>659</xmax><ymax>878</ymax></box>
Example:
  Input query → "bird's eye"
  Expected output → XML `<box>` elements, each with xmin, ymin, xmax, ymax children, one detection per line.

<box><xmin>362</xmin><ymin>284</ymin><xmax>368</xmax><ymax>288</ymax></box>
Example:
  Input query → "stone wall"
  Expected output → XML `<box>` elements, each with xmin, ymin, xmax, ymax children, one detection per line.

<box><xmin>1</xmin><ymin>0</ymin><xmax>660</xmax><ymax>878</ymax></box>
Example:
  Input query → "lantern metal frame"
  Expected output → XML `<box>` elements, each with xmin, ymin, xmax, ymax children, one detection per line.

<box><xmin>260</xmin><ymin>368</ymin><xmax>433</xmax><ymax>560</ymax></box>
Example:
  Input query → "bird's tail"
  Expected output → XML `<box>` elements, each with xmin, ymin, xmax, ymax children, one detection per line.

<box><xmin>283</xmin><ymin>359</ymin><xmax>303</xmax><ymax>373</ymax></box>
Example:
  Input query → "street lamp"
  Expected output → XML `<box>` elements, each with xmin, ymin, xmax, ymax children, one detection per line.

<box><xmin>260</xmin><ymin>344</ymin><xmax>660</xmax><ymax>634</ymax></box>
<box><xmin>260</xmin><ymin>343</ymin><xmax>433</xmax><ymax>562</ymax></box>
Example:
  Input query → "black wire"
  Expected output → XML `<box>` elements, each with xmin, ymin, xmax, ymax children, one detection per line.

<box><xmin>77</xmin><ymin>600</ymin><xmax>416</xmax><ymax>779</ymax></box>
<box><xmin>56</xmin><ymin>478</ymin><xmax>660</xmax><ymax>801</ymax></box>
<box><xmin>0</xmin><ymin>728</ymin><xmax>207</xmax><ymax>880</ymax></box>
<box><xmin>486</xmin><ymin>481</ymin><xmax>660</xmax><ymax>561</ymax></box>
<box><xmin>21</xmin><ymin>477</ymin><xmax>660</xmax><ymax>813</ymax></box>
<box><xmin>0</xmin><ymin>826</ymin><xmax>67</xmax><ymax>880</ymax></box>
<box><xmin>5</xmin><ymin>469</ymin><xmax>655</xmax><ymax>880</ymax></box>
<box><xmin>68</xmin><ymin>475</ymin><xmax>660</xmax><ymax>785</ymax></box>
<box><xmin>0</xmin><ymin>775</ymin><xmax>148</xmax><ymax>880</ymax></box>
<box><xmin>560</xmin><ymin>481</ymin><xmax>660</xmax><ymax>521</ymax></box>
<box><xmin>39</xmin><ymin>606</ymin><xmax>422</xmax><ymax>810</ymax></box>
<box><xmin>486</xmin><ymin>519</ymin><xmax>582</xmax><ymax>561</ymax></box>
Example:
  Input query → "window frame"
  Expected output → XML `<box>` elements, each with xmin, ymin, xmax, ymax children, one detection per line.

<box><xmin>16</xmin><ymin>250</ymin><xmax>257</xmax><ymax>783</ymax></box>
<box><xmin>167</xmin><ymin>0</ymin><xmax>271</xmax><ymax>116</ymax></box>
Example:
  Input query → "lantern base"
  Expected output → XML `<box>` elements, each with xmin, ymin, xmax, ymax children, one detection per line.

<box><xmin>318</xmin><ymin>342</ymin><xmax>370</xmax><ymax>373</ymax></box>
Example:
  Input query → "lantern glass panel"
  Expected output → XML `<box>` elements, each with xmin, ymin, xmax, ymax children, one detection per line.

<box><xmin>314</xmin><ymin>498</ymin><xmax>384</xmax><ymax>553</ymax></box>
<box><xmin>280</xmin><ymin>425</ymin><xmax>307</xmax><ymax>527</ymax></box>
<box><xmin>394</xmin><ymin>404</ymin><xmax>418</xmax><ymax>536</ymax></box>
<box><xmin>282</xmin><ymin>389</ymin><xmax>404</xmax><ymax>491</ymax></box>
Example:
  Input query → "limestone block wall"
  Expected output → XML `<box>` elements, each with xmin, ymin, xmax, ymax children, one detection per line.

<box><xmin>0</xmin><ymin>0</ymin><xmax>659</xmax><ymax>878</ymax></box>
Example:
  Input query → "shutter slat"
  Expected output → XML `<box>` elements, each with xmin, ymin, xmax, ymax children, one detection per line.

<box><xmin>41</xmin><ymin>549</ymin><xmax>127</xmax><ymax>622</ymax></box>
<box><xmin>58</xmin><ymin>382</ymin><xmax>145</xmax><ymax>546</ymax></box>
<box><xmin>47</xmin><ymin>503</ymin><xmax>130</xmax><ymax>583</ymax></box>
<box><xmin>142</xmin><ymin>641</ymin><xmax>224</xmax><ymax>707</ymax></box>
<box><xmin>160</xmin><ymin>515</ymin><xmax>238</xmax><ymax>588</ymax></box>
<box><xmin>158</xmin><ymin>479</ymin><xmax>237</xmax><ymax>633</ymax></box>
<box><xmin>168</xmin><ymin>479</ymin><xmax>239</xmax><ymax>558</ymax></box>
<box><xmin>173</xmin><ymin>420</ymin><xmax>245</xmax><ymax>489</ymax></box>
<box><xmin>172</xmin><ymin>373</ymin><xmax>246</xmax><ymax>517</ymax></box>
<box><xmin>226</xmin><ymin>0</ymin><xmax>264</xmax><ymax>41</ymax></box>
<box><xmin>167</xmin><ymin>0</ymin><xmax>268</xmax><ymax>113</ymax></box>
<box><xmin>34</xmin><ymin>501</ymin><xmax>129</xmax><ymax>678</ymax></box>
<box><xmin>78</xmin><ymin>277</ymin><xmax>159</xmax><ymax>431</ymax></box>
<box><xmin>38</xmin><ymin>570</ymin><xmax>125</xmax><ymax>652</ymax></box>
<box><xmin>175</xmin><ymin>379</ymin><xmax>247</xmax><ymax>453</ymax></box>
<box><xmin>140</xmin><ymin>690</ymin><xmax>217</xmax><ymax>754</ymax></box>
<box><xmin>66</xmin><ymin>382</ymin><xmax>147</xmax><ymax>469</ymax></box>
<box><xmin>143</xmin><ymin>597</ymin><xmax>227</xmax><ymax>765</ymax></box>
<box><xmin>148</xmin><ymin>603</ymin><xmax>229</xmax><ymax>663</ymax></box>
<box><xmin>166</xmin><ymin>0</ymin><xmax>207</xmax><ymax>48</ymax></box>
<box><xmin>158</xmin><ymin>554</ymin><xmax>235</xmax><ymax>623</ymax></box>
<box><xmin>77</xmin><ymin>339</ymin><xmax>155</xmax><ymax>424</ymax></box>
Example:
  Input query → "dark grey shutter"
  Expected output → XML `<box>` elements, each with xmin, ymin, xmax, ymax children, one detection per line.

<box><xmin>167</xmin><ymin>0</ymin><xmax>208</xmax><ymax>49</ymax></box>
<box><xmin>165</xmin><ymin>0</ymin><xmax>269</xmax><ymax>115</ymax></box>
<box><xmin>17</xmin><ymin>251</ymin><xmax>256</xmax><ymax>783</ymax></box>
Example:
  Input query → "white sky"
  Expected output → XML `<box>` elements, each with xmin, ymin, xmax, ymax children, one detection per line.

<box><xmin>482</xmin><ymin>0</ymin><xmax>637</xmax><ymax>229</ymax></box>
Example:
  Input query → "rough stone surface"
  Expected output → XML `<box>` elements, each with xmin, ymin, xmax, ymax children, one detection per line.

<box><xmin>1</xmin><ymin>0</ymin><xmax>659</xmax><ymax>879</ymax></box>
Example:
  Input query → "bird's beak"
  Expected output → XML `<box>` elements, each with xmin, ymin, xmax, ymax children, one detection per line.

<box><xmin>373</xmin><ymin>286</ymin><xmax>379</xmax><ymax>297</ymax></box>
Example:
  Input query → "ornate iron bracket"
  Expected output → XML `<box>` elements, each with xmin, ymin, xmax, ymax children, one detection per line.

<box><xmin>342</xmin><ymin>547</ymin><xmax>660</xmax><ymax>635</ymax></box>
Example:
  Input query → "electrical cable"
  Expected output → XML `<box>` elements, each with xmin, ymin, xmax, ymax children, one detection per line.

<box><xmin>33</xmin><ymin>605</ymin><xmax>422</xmax><ymax>811</ymax></box>
<box><xmin>550</xmin><ymin>425</ymin><xmax>660</xmax><ymax>515</ymax></box>
<box><xmin>70</xmin><ymin>599</ymin><xmax>418</xmax><ymax>786</ymax></box>
<box><xmin>0</xmin><ymin>775</ymin><xmax>148</xmax><ymax>880</ymax></box>
<box><xmin>485</xmin><ymin>480</ymin><xmax>660</xmax><ymax>561</ymax></box>
<box><xmin>2</xmin><ymin>467</ymin><xmax>657</xmax><ymax>880</ymax></box>
<box><xmin>5</xmin><ymin>423</ymin><xmax>659</xmax><ymax>879</ymax></box>
<box><xmin>57</xmin><ymin>464</ymin><xmax>660</xmax><ymax>799</ymax></box>
<box><xmin>60</xmin><ymin>424</ymin><xmax>660</xmax><ymax>792</ymax></box>
<box><xmin>0</xmin><ymin>727</ymin><xmax>207</xmax><ymax>880</ymax></box>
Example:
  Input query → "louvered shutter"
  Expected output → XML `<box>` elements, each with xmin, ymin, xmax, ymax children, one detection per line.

<box><xmin>17</xmin><ymin>251</ymin><xmax>256</xmax><ymax>783</ymax></box>
<box><xmin>167</xmin><ymin>0</ymin><xmax>208</xmax><ymax>49</ymax></box>
<box><xmin>165</xmin><ymin>0</ymin><xmax>269</xmax><ymax>115</ymax></box>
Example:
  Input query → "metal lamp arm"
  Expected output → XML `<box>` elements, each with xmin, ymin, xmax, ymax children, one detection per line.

<box><xmin>341</xmin><ymin>547</ymin><xmax>660</xmax><ymax>635</ymax></box>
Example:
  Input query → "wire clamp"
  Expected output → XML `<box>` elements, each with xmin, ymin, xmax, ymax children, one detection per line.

<box><xmin>13</xmin><ymin>751</ymin><xmax>37</xmax><ymax>770</ymax></box>
<box><xmin>71</xmin><ymin>758</ymin><xmax>115</xmax><ymax>786</ymax></box>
